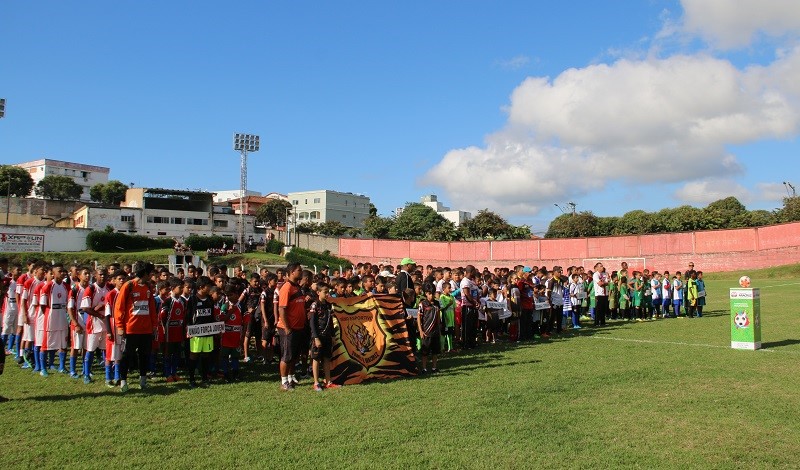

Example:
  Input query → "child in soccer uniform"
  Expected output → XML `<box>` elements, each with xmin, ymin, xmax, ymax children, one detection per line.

<box><xmin>239</xmin><ymin>274</ymin><xmax>263</xmax><ymax>364</ymax></box>
<box><xmin>619</xmin><ymin>276</ymin><xmax>630</xmax><ymax>320</ymax></box>
<box><xmin>219</xmin><ymin>283</ymin><xmax>246</xmax><ymax>383</ymax></box>
<box><xmin>103</xmin><ymin>272</ymin><xmax>126</xmax><ymax>387</ymax></box>
<box><xmin>672</xmin><ymin>272</ymin><xmax>683</xmax><ymax>318</ymax></box>
<box><xmin>309</xmin><ymin>284</ymin><xmax>339</xmax><ymax>391</ymax></box>
<box><xmin>186</xmin><ymin>276</ymin><xmax>216</xmax><ymax>388</ymax></box>
<box><xmin>661</xmin><ymin>271</ymin><xmax>672</xmax><ymax>317</ymax></box>
<box><xmin>695</xmin><ymin>271</ymin><xmax>706</xmax><ymax>317</ymax></box>
<box><xmin>687</xmin><ymin>271</ymin><xmax>699</xmax><ymax>318</ymax></box>
<box><xmin>535</xmin><ymin>285</ymin><xmax>549</xmax><ymax>338</ymax></box>
<box><xmin>2</xmin><ymin>265</ymin><xmax>20</xmax><ymax>359</ymax></box>
<box><xmin>631</xmin><ymin>272</ymin><xmax>643</xmax><ymax>321</ymax></box>
<box><xmin>642</xmin><ymin>272</ymin><xmax>653</xmax><ymax>319</ymax></box>
<box><xmin>67</xmin><ymin>268</ymin><xmax>91</xmax><ymax>378</ymax></box>
<box><xmin>259</xmin><ymin>273</ymin><xmax>278</xmax><ymax>364</ymax></box>
<box><xmin>607</xmin><ymin>272</ymin><xmax>619</xmax><ymax>320</ymax></box>
<box><xmin>33</xmin><ymin>267</ymin><xmax>52</xmax><ymax>374</ymax></box>
<box><xmin>159</xmin><ymin>278</ymin><xmax>186</xmax><ymax>382</ymax></box>
<box><xmin>438</xmin><ymin>282</ymin><xmax>456</xmax><ymax>352</ymax></box>
<box><xmin>417</xmin><ymin>283</ymin><xmax>441</xmax><ymax>373</ymax></box>
<box><xmin>481</xmin><ymin>288</ymin><xmax>502</xmax><ymax>344</ymax></box>
<box><xmin>650</xmin><ymin>272</ymin><xmax>662</xmax><ymax>318</ymax></box>
<box><xmin>79</xmin><ymin>269</ymin><xmax>108</xmax><ymax>384</ymax></box>
<box><xmin>39</xmin><ymin>265</ymin><xmax>70</xmax><ymax>376</ymax></box>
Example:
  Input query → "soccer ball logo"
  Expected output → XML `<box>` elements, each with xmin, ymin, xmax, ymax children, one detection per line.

<box><xmin>739</xmin><ymin>275</ymin><xmax>751</xmax><ymax>288</ymax></box>
<box><xmin>734</xmin><ymin>310</ymin><xmax>750</xmax><ymax>329</ymax></box>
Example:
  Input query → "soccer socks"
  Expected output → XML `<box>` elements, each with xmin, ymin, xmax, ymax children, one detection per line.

<box><xmin>40</xmin><ymin>349</ymin><xmax>48</xmax><ymax>370</ymax></box>
<box><xmin>33</xmin><ymin>346</ymin><xmax>42</xmax><ymax>371</ymax></box>
<box><xmin>231</xmin><ymin>358</ymin><xmax>239</xmax><ymax>372</ymax></box>
<box><xmin>105</xmin><ymin>364</ymin><xmax>112</xmax><ymax>382</ymax></box>
<box><xmin>14</xmin><ymin>335</ymin><xmax>22</xmax><ymax>357</ymax></box>
<box><xmin>1</xmin><ymin>334</ymin><xmax>7</xmax><ymax>352</ymax></box>
<box><xmin>58</xmin><ymin>351</ymin><xmax>66</xmax><ymax>370</ymax></box>
<box><xmin>188</xmin><ymin>358</ymin><xmax>196</xmax><ymax>383</ymax></box>
<box><xmin>70</xmin><ymin>355</ymin><xmax>77</xmax><ymax>375</ymax></box>
<box><xmin>148</xmin><ymin>353</ymin><xmax>156</xmax><ymax>374</ymax></box>
<box><xmin>84</xmin><ymin>351</ymin><xmax>94</xmax><ymax>378</ymax></box>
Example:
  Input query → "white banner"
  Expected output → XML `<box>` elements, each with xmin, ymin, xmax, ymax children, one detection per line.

<box><xmin>535</xmin><ymin>301</ymin><xmax>550</xmax><ymax>310</ymax></box>
<box><xmin>187</xmin><ymin>321</ymin><xmax>225</xmax><ymax>338</ymax></box>
<box><xmin>485</xmin><ymin>301</ymin><xmax>511</xmax><ymax>320</ymax></box>
<box><xmin>0</xmin><ymin>233</ymin><xmax>44</xmax><ymax>252</ymax></box>
<box><xmin>405</xmin><ymin>308</ymin><xmax>418</xmax><ymax>318</ymax></box>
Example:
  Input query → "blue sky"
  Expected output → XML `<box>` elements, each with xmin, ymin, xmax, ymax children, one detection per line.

<box><xmin>2</xmin><ymin>1</ymin><xmax>799</xmax><ymax>233</ymax></box>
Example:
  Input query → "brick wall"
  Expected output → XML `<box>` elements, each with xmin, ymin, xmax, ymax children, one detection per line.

<box><xmin>338</xmin><ymin>222</ymin><xmax>800</xmax><ymax>271</ymax></box>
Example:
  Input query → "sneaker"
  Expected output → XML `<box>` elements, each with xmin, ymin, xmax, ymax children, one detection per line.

<box><xmin>242</xmin><ymin>357</ymin><xmax>251</xmax><ymax>363</ymax></box>
<box><xmin>58</xmin><ymin>368</ymin><xmax>67</xmax><ymax>374</ymax></box>
<box><xmin>541</xmin><ymin>333</ymin><xmax>551</xmax><ymax>339</ymax></box>
<box><xmin>139</xmin><ymin>377</ymin><xmax>147</xmax><ymax>390</ymax></box>
<box><xmin>573</xmin><ymin>325</ymin><xmax>582</xmax><ymax>329</ymax></box>
<box><xmin>431</xmin><ymin>368</ymin><xmax>439</xmax><ymax>374</ymax></box>
<box><xmin>105</xmin><ymin>380</ymin><xmax>115</xmax><ymax>388</ymax></box>
<box><xmin>420</xmin><ymin>368</ymin><xmax>428</xmax><ymax>374</ymax></box>
<box><xmin>324</xmin><ymin>382</ymin><xmax>341</xmax><ymax>389</ymax></box>
<box><xmin>165</xmin><ymin>376</ymin><xmax>176</xmax><ymax>383</ymax></box>
<box><xmin>281</xmin><ymin>382</ymin><xmax>291</xmax><ymax>391</ymax></box>
<box><xmin>21</xmin><ymin>363</ymin><xmax>31</xmax><ymax>370</ymax></box>
<box><xmin>313</xmin><ymin>383</ymin><xmax>323</xmax><ymax>392</ymax></box>
<box><xmin>146</xmin><ymin>371</ymin><xmax>156</xmax><ymax>378</ymax></box>
<box><xmin>120</xmin><ymin>382</ymin><xmax>129</xmax><ymax>393</ymax></box>
<box><xmin>69</xmin><ymin>372</ymin><xmax>80</xmax><ymax>379</ymax></box>
<box><xmin>83</xmin><ymin>376</ymin><xmax>91</xmax><ymax>385</ymax></box>
<box><xmin>290</xmin><ymin>377</ymin><xmax>300</xmax><ymax>386</ymax></box>
<box><xmin>189</xmin><ymin>381</ymin><xmax>198</xmax><ymax>389</ymax></box>
<box><xmin>172</xmin><ymin>375</ymin><xmax>181</xmax><ymax>382</ymax></box>
<box><xmin>40</xmin><ymin>369</ymin><xmax>49</xmax><ymax>377</ymax></box>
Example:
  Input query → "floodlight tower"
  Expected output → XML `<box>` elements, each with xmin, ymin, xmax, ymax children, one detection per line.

<box><xmin>233</xmin><ymin>133</ymin><xmax>259</xmax><ymax>253</ymax></box>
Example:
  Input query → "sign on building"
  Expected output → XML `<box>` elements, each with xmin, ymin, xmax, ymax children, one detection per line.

<box><xmin>0</xmin><ymin>233</ymin><xmax>45</xmax><ymax>252</ymax></box>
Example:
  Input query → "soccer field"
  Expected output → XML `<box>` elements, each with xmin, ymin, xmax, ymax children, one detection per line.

<box><xmin>2</xmin><ymin>270</ymin><xmax>799</xmax><ymax>469</ymax></box>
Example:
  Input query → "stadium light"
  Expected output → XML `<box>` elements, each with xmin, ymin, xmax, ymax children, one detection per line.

<box><xmin>232</xmin><ymin>133</ymin><xmax>260</xmax><ymax>253</ymax></box>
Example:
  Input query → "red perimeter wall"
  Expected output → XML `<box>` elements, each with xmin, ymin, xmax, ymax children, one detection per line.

<box><xmin>339</xmin><ymin>222</ymin><xmax>800</xmax><ymax>272</ymax></box>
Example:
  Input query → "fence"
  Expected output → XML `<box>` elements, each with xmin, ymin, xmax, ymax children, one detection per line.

<box><xmin>338</xmin><ymin>222</ymin><xmax>800</xmax><ymax>271</ymax></box>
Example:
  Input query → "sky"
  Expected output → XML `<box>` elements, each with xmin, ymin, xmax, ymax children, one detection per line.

<box><xmin>2</xmin><ymin>0</ymin><xmax>800</xmax><ymax>233</ymax></box>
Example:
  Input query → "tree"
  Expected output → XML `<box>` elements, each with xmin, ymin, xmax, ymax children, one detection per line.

<box><xmin>0</xmin><ymin>165</ymin><xmax>34</xmax><ymax>197</ymax></box>
<box><xmin>362</xmin><ymin>215</ymin><xmax>394</xmax><ymax>239</ymax></box>
<box><xmin>744</xmin><ymin>209</ymin><xmax>776</xmax><ymax>227</ymax></box>
<box><xmin>318</xmin><ymin>221</ymin><xmax>348</xmax><ymax>236</ymax></box>
<box><xmin>89</xmin><ymin>180</ymin><xmax>128</xmax><ymax>205</ymax></box>
<box><xmin>389</xmin><ymin>203</ymin><xmax>450</xmax><ymax>240</ymax></box>
<box><xmin>617</xmin><ymin>210</ymin><xmax>662</xmax><ymax>235</ymax></box>
<box><xmin>427</xmin><ymin>221</ymin><xmax>459</xmax><ymax>241</ymax></box>
<box><xmin>368</xmin><ymin>203</ymin><xmax>378</xmax><ymax>217</ymax></box>
<box><xmin>347</xmin><ymin>227</ymin><xmax>362</xmax><ymax>238</ymax></box>
<box><xmin>777</xmin><ymin>196</ymin><xmax>800</xmax><ymax>223</ymax></box>
<box><xmin>255</xmin><ymin>198</ymin><xmax>293</xmax><ymax>227</ymax></box>
<box><xmin>704</xmin><ymin>197</ymin><xmax>748</xmax><ymax>229</ymax></box>
<box><xmin>544</xmin><ymin>212</ymin><xmax>599</xmax><ymax>238</ymax></box>
<box><xmin>35</xmin><ymin>175</ymin><xmax>83</xmax><ymax>200</ymax></box>
<box><xmin>295</xmin><ymin>222</ymin><xmax>320</xmax><ymax>234</ymax></box>
<box><xmin>460</xmin><ymin>209</ymin><xmax>513</xmax><ymax>239</ymax></box>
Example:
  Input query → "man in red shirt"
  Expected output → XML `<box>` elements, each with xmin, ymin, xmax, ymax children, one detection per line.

<box><xmin>516</xmin><ymin>267</ymin><xmax>535</xmax><ymax>341</ymax></box>
<box><xmin>277</xmin><ymin>263</ymin><xmax>307</xmax><ymax>391</ymax></box>
<box><xmin>113</xmin><ymin>262</ymin><xmax>157</xmax><ymax>393</ymax></box>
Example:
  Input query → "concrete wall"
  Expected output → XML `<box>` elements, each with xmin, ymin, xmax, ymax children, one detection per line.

<box><xmin>267</xmin><ymin>229</ymin><xmax>341</xmax><ymax>254</ymax></box>
<box><xmin>0</xmin><ymin>197</ymin><xmax>82</xmax><ymax>227</ymax></box>
<box><xmin>338</xmin><ymin>222</ymin><xmax>800</xmax><ymax>272</ymax></box>
<box><xmin>1</xmin><ymin>225</ymin><xmax>90</xmax><ymax>252</ymax></box>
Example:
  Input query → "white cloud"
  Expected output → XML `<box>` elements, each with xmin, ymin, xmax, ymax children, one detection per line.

<box><xmin>423</xmin><ymin>48</ymin><xmax>800</xmax><ymax>216</ymax></box>
<box><xmin>679</xmin><ymin>0</ymin><xmax>800</xmax><ymax>49</ymax></box>
<box><xmin>674</xmin><ymin>178</ymin><xmax>752</xmax><ymax>205</ymax></box>
<box><xmin>756</xmin><ymin>182</ymin><xmax>792</xmax><ymax>201</ymax></box>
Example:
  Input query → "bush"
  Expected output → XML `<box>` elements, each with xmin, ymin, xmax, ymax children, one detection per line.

<box><xmin>86</xmin><ymin>231</ymin><xmax>173</xmax><ymax>251</ymax></box>
<box><xmin>265</xmin><ymin>238</ymin><xmax>284</xmax><ymax>254</ymax></box>
<box><xmin>184</xmin><ymin>235</ymin><xmax>235</xmax><ymax>251</ymax></box>
<box><xmin>285</xmin><ymin>247</ymin><xmax>352</xmax><ymax>270</ymax></box>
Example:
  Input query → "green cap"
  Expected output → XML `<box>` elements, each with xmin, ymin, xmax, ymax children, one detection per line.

<box><xmin>400</xmin><ymin>257</ymin><xmax>416</xmax><ymax>266</ymax></box>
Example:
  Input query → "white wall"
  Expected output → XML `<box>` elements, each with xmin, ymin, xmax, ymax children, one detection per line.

<box><xmin>0</xmin><ymin>226</ymin><xmax>90</xmax><ymax>252</ymax></box>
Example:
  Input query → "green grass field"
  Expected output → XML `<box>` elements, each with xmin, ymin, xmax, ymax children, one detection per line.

<box><xmin>1</xmin><ymin>266</ymin><xmax>799</xmax><ymax>469</ymax></box>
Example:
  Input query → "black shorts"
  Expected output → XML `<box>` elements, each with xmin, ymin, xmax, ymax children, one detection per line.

<box><xmin>310</xmin><ymin>336</ymin><xmax>333</xmax><ymax>360</ymax></box>
<box><xmin>248</xmin><ymin>315</ymin><xmax>261</xmax><ymax>336</ymax></box>
<box><xmin>420</xmin><ymin>334</ymin><xmax>441</xmax><ymax>356</ymax></box>
<box><xmin>262</xmin><ymin>325</ymin><xmax>275</xmax><ymax>343</ymax></box>
<box><xmin>279</xmin><ymin>329</ymin><xmax>304</xmax><ymax>363</ymax></box>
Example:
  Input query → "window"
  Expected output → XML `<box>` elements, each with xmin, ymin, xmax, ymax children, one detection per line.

<box><xmin>304</xmin><ymin>199</ymin><xmax>308</xmax><ymax>204</ymax></box>
<box><xmin>81</xmin><ymin>171</ymin><xmax>89</xmax><ymax>178</ymax></box>
<box><xmin>345</xmin><ymin>200</ymin><xmax>348</xmax><ymax>206</ymax></box>
<box><xmin>313</xmin><ymin>198</ymin><xmax>320</xmax><ymax>203</ymax></box>
<box><xmin>292</xmin><ymin>200</ymin><xmax>299</xmax><ymax>205</ymax></box>
<box><xmin>147</xmin><ymin>216</ymin><xmax>169</xmax><ymax>224</ymax></box>
<box><xmin>121</xmin><ymin>215</ymin><xmax>134</xmax><ymax>222</ymax></box>
<box><xmin>310</xmin><ymin>211</ymin><xmax>320</xmax><ymax>220</ymax></box>
<box><xmin>298</xmin><ymin>212</ymin><xmax>309</xmax><ymax>220</ymax></box>
<box><xmin>213</xmin><ymin>220</ymin><xmax>228</xmax><ymax>228</ymax></box>
<box><xmin>157</xmin><ymin>232</ymin><xmax>167</xmax><ymax>236</ymax></box>
<box><xmin>189</xmin><ymin>218</ymin><xmax>208</xmax><ymax>226</ymax></box>
<box><xmin>171</xmin><ymin>217</ymin><xmax>184</xmax><ymax>224</ymax></box>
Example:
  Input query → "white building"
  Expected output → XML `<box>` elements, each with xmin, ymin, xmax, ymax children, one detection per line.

<box><xmin>420</xmin><ymin>194</ymin><xmax>471</xmax><ymax>226</ymax></box>
<box><xmin>212</xmin><ymin>189</ymin><xmax>261</xmax><ymax>203</ymax></box>
<box><xmin>16</xmin><ymin>159</ymin><xmax>110</xmax><ymax>201</ymax></box>
<box><xmin>288</xmin><ymin>190</ymin><xmax>371</xmax><ymax>228</ymax></box>
<box><xmin>72</xmin><ymin>188</ymin><xmax>256</xmax><ymax>239</ymax></box>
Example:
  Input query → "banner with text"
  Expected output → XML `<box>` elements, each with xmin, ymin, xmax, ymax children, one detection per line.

<box><xmin>0</xmin><ymin>233</ymin><xmax>44</xmax><ymax>252</ymax></box>
<box><xmin>328</xmin><ymin>294</ymin><xmax>417</xmax><ymax>385</ymax></box>
<box><xmin>187</xmin><ymin>321</ymin><xmax>225</xmax><ymax>338</ymax></box>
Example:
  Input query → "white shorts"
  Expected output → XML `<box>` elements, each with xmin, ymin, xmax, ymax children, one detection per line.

<box><xmin>2</xmin><ymin>308</ymin><xmax>18</xmax><ymax>335</ymax></box>
<box><xmin>72</xmin><ymin>331</ymin><xmax>85</xmax><ymax>350</ymax></box>
<box><xmin>22</xmin><ymin>323</ymin><xmax>34</xmax><ymax>342</ymax></box>
<box><xmin>45</xmin><ymin>329</ymin><xmax>68</xmax><ymax>351</ymax></box>
<box><xmin>17</xmin><ymin>310</ymin><xmax>26</xmax><ymax>330</ymax></box>
<box><xmin>86</xmin><ymin>333</ymin><xmax>105</xmax><ymax>351</ymax></box>
<box><xmin>35</xmin><ymin>328</ymin><xmax>45</xmax><ymax>348</ymax></box>
<box><xmin>106</xmin><ymin>336</ymin><xmax>123</xmax><ymax>361</ymax></box>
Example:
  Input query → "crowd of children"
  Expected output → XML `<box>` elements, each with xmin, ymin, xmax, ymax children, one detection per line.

<box><xmin>0</xmin><ymin>257</ymin><xmax>706</xmax><ymax>399</ymax></box>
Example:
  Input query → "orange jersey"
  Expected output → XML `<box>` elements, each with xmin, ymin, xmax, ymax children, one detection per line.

<box><xmin>113</xmin><ymin>280</ymin><xmax>157</xmax><ymax>335</ymax></box>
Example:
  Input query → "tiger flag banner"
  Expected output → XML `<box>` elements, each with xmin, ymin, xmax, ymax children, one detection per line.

<box><xmin>328</xmin><ymin>294</ymin><xmax>417</xmax><ymax>385</ymax></box>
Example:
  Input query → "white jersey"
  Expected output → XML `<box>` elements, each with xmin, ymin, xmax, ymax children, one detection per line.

<box><xmin>80</xmin><ymin>283</ymin><xmax>109</xmax><ymax>334</ymax></box>
<box><xmin>662</xmin><ymin>278</ymin><xmax>671</xmax><ymax>299</ymax></box>
<box><xmin>41</xmin><ymin>281</ymin><xmax>70</xmax><ymax>331</ymax></box>
<box><xmin>672</xmin><ymin>279</ymin><xmax>683</xmax><ymax>300</ymax></box>
<box><xmin>4</xmin><ymin>277</ymin><xmax>18</xmax><ymax>316</ymax></box>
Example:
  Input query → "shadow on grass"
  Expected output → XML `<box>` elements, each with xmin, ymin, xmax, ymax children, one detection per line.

<box><xmin>762</xmin><ymin>338</ymin><xmax>800</xmax><ymax>349</ymax></box>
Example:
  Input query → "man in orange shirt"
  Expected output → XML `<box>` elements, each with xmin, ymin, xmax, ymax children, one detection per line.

<box><xmin>277</xmin><ymin>262</ymin><xmax>307</xmax><ymax>391</ymax></box>
<box><xmin>113</xmin><ymin>261</ymin><xmax>157</xmax><ymax>393</ymax></box>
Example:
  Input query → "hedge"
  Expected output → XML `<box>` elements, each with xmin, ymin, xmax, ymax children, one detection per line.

<box><xmin>265</xmin><ymin>239</ymin><xmax>284</xmax><ymax>255</ymax></box>
<box><xmin>184</xmin><ymin>235</ymin><xmax>235</xmax><ymax>251</ymax></box>
<box><xmin>86</xmin><ymin>231</ymin><xmax>173</xmax><ymax>252</ymax></box>
<box><xmin>285</xmin><ymin>248</ymin><xmax>351</xmax><ymax>270</ymax></box>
